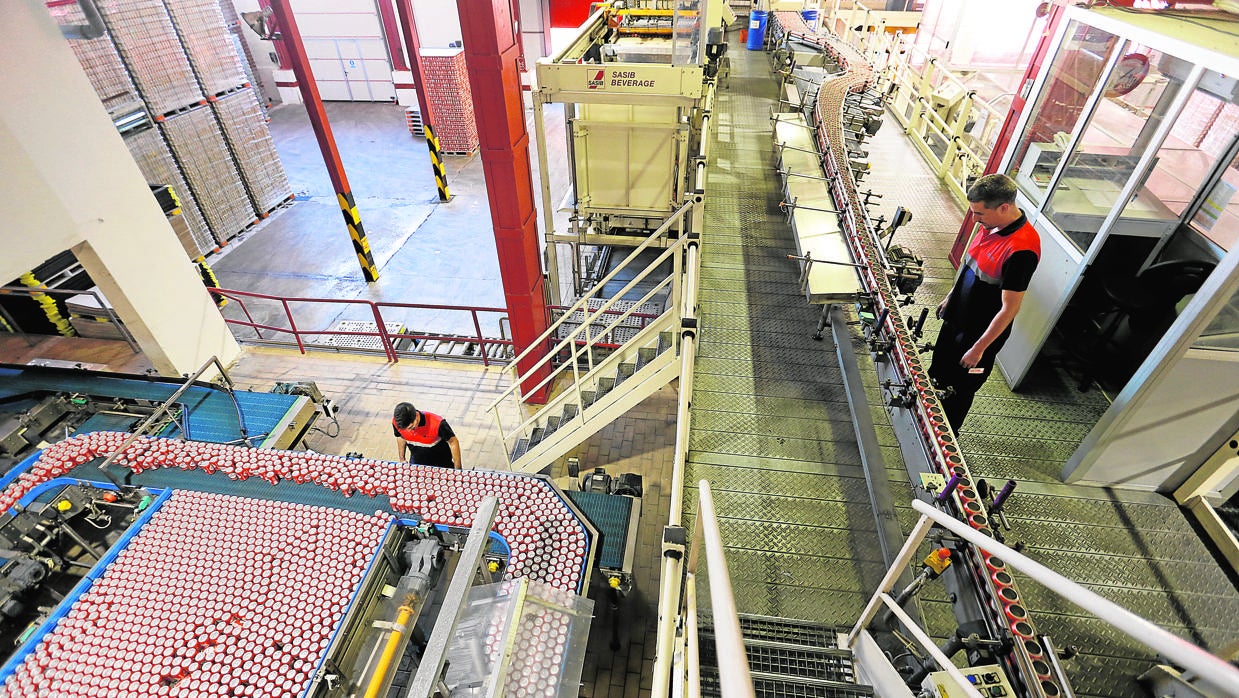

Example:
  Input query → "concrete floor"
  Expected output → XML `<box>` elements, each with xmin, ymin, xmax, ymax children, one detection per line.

<box><xmin>209</xmin><ymin>98</ymin><xmax>573</xmax><ymax>341</ymax></box>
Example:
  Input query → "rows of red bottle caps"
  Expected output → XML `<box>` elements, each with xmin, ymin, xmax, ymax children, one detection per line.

<box><xmin>787</xmin><ymin>13</ymin><xmax>1064</xmax><ymax>695</ymax></box>
<box><xmin>466</xmin><ymin>580</ymin><xmax>581</xmax><ymax>698</ymax></box>
<box><xmin>0</xmin><ymin>432</ymin><xmax>589</xmax><ymax>592</ymax></box>
<box><xmin>2</xmin><ymin>490</ymin><xmax>391</xmax><ymax>697</ymax></box>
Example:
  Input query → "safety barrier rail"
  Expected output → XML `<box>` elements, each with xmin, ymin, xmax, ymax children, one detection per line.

<box><xmin>652</xmin><ymin>73</ymin><xmax>712</xmax><ymax>698</ymax></box>
<box><xmin>852</xmin><ymin>500</ymin><xmax>1239</xmax><ymax>697</ymax></box>
<box><xmin>547</xmin><ymin>304</ymin><xmax>663</xmax><ymax>350</ymax></box>
<box><xmin>210</xmin><ymin>287</ymin><xmax>512</xmax><ymax>366</ymax></box>
<box><xmin>666</xmin><ymin>481</ymin><xmax>755</xmax><ymax>698</ymax></box>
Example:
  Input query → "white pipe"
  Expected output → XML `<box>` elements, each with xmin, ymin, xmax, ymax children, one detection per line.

<box><xmin>651</xmin><ymin>554</ymin><xmax>685</xmax><ymax>698</ymax></box>
<box><xmin>697</xmin><ymin>481</ymin><xmax>755</xmax><ymax>697</ymax></box>
<box><xmin>910</xmin><ymin>499</ymin><xmax>1239</xmax><ymax>696</ymax></box>
<box><xmin>669</xmin><ymin>240</ymin><xmax>700</xmax><ymax>526</ymax></box>
<box><xmin>880</xmin><ymin>593</ymin><xmax>984</xmax><ymax>698</ymax></box>
<box><xmin>686</xmin><ymin>572</ymin><xmax>701</xmax><ymax>698</ymax></box>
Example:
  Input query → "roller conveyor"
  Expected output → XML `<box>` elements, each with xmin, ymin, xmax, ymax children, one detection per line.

<box><xmin>0</xmin><ymin>364</ymin><xmax>313</xmax><ymax>450</ymax></box>
<box><xmin>1</xmin><ymin>490</ymin><xmax>394</xmax><ymax>697</ymax></box>
<box><xmin>0</xmin><ymin>431</ymin><xmax>600</xmax><ymax>696</ymax></box>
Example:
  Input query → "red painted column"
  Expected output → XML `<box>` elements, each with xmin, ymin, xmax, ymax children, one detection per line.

<box><xmin>375</xmin><ymin>0</ymin><xmax>409</xmax><ymax>72</ymax></box>
<box><xmin>396</xmin><ymin>0</ymin><xmax>452</xmax><ymax>201</ymax></box>
<box><xmin>256</xmin><ymin>0</ymin><xmax>293</xmax><ymax>71</ymax></box>
<box><xmin>268</xmin><ymin>0</ymin><xmax>381</xmax><ymax>282</ymax></box>
<box><xmin>457</xmin><ymin>0</ymin><xmax>551</xmax><ymax>403</ymax></box>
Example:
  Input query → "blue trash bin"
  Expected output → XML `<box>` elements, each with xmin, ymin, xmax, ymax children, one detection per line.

<box><xmin>801</xmin><ymin>9</ymin><xmax>818</xmax><ymax>29</ymax></box>
<box><xmin>746</xmin><ymin>11</ymin><xmax>768</xmax><ymax>51</ymax></box>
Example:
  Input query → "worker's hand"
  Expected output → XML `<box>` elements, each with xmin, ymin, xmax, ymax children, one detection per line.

<box><xmin>936</xmin><ymin>297</ymin><xmax>948</xmax><ymax>320</ymax></box>
<box><xmin>960</xmin><ymin>345</ymin><xmax>984</xmax><ymax>370</ymax></box>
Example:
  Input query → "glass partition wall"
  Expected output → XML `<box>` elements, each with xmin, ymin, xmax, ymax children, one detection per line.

<box><xmin>1005</xmin><ymin>21</ymin><xmax>1239</xmax><ymax>261</ymax></box>
<box><xmin>977</xmin><ymin>7</ymin><xmax>1239</xmax><ymax>409</ymax></box>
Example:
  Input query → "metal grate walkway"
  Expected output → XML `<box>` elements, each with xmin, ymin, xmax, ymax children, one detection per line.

<box><xmin>686</xmin><ymin>42</ymin><xmax>891</xmax><ymax>626</ymax></box>
<box><xmin>865</xmin><ymin>96</ymin><xmax>1239</xmax><ymax>698</ymax></box>
<box><xmin>687</xmin><ymin>33</ymin><xmax>1239</xmax><ymax>698</ymax></box>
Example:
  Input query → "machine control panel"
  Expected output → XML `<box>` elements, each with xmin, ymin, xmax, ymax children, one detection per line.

<box><xmin>922</xmin><ymin>664</ymin><xmax>1016</xmax><ymax>698</ymax></box>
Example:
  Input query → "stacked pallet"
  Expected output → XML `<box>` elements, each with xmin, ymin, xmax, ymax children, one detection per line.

<box><xmin>212</xmin><ymin>88</ymin><xmax>292</xmax><ymax>215</ymax></box>
<box><xmin>47</xmin><ymin>4</ymin><xmax>140</xmax><ymax>116</ymax></box>
<box><xmin>161</xmin><ymin>106</ymin><xmax>256</xmax><ymax>239</ymax></box>
<box><xmin>49</xmin><ymin>0</ymin><xmax>291</xmax><ymax>249</ymax></box>
<box><xmin>163</xmin><ymin>0</ymin><xmax>248</xmax><ymax>96</ymax></box>
<box><xmin>420</xmin><ymin>49</ymin><xmax>479</xmax><ymax>154</ymax></box>
<box><xmin>406</xmin><ymin>107</ymin><xmax>425</xmax><ymax>137</ymax></box>
<box><xmin>65</xmin><ymin>288</ymin><xmax>127</xmax><ymax>340</ymax></box>
<box><xmin>124</xmin><ymin>127</ymin><xmax>215</xmax><ymax>257</ymax></box>
<box><xmin>95</xmin><ymin>0</ymin><xmax>203</xmax><ymax>116</ymax></box>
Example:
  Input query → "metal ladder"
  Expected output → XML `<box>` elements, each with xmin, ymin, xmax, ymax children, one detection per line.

<box><xmin>489</xmin><ymin>202</ymin><xmax>698</xmax><ymax>473</ymax></box>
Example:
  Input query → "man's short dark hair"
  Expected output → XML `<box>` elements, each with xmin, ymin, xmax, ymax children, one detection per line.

<box><xmin>394</xmin><ymin>402</ymin><xmax>416</xmax><ymax>428</ymax></box>
<box><xmin>967</xmin><ymin>173</ymin><xmax>1018</xmax><ymax>208</ymax></box>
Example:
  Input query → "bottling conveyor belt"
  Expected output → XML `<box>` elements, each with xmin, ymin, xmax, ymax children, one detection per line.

<box><xmin>0</xmin><ymin>364</ymin><xmax>308</xmax><ymax>449</ymax></box>
<box><xmin>689</xmin><ymin>15</ymin><xmax>1239</xmax><ymax>698</ymax></box>
<box><xmin>0</xmin><ymin>430</ymin><xmax>600</xmax><ymax>696</ymax></box>
<box><xmin>1</xmin><ymin>488</ymin><xmax>393</xmax><ymax>697</ymax></box>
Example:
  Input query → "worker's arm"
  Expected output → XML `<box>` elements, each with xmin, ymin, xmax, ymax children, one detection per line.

<box><xmin>448</xmin><ymin>436</ymin><xmax>462</xmax><ymax>469</ymax></box>
<box><xmin>395</xmin><ymin>437</ymin><xmax>407</xmax><ymax>462</ymax></box>
<box><xmin>960</xmin><ymin>290</ymin><xmax>1024</xmax><ymax>369</ymax></box>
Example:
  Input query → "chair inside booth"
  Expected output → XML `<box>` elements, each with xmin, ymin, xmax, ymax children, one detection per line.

<box><xmin>1054</xmin><ymin>229</ymin><xmax>1218</xmax><ymax>392</ymax></box>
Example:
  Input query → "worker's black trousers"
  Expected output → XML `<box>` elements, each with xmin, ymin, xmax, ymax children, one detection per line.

<box><xmin>928</xmin><ymin>321</ymin><xmax>1007</xmax><ymax>431</ymax></box>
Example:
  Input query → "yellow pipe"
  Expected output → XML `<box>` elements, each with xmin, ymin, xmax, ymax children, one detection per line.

<box><xmin>362</xmin><ymin>605</ymin><xmax>415</xmax><ymax>698</ymax></box>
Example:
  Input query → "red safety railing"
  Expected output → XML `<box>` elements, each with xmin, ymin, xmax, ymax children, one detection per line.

<box><xmin>211</xmin><ymin>288</ymin><xmax>513</xmax><ymax>366</ymax></box>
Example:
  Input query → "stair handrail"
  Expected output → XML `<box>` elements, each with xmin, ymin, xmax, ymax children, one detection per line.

<box><xmin>500</xmin><ymin>200</ymin><xmax>696</xmax><ymax>376</ymax></box>
<box><xmin>849</xmin><ymin>499</ymin><xmax>1239</xmax><ymax>697</ymax></box>
<box><xmin>685</xmin><ymin>480</ymin><xmax>755</xmax><ymax>698</ymax></box>
<box><xmin>493</xmin><ymin>283</ymin><xmax>680</xmax><ymax>447</ymax></box>
<box><xmin>488</xmin><ymin>235</ymin><xmax>689</xmax><ymax>449</ymax></box>
<box><xmin>516</xmin><ymin>238</ymin><xmax>683</xmax><ymax>395</ymax></box>
<box><xmin>489</xmin><ymin>255</ymin><xmax>680</xmax><ymax>445</ymax></box>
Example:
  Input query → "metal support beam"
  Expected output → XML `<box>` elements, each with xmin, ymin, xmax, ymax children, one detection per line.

<box><xmin>395</xmin><ymin>0</ymin><xmax>452</xmax><ymax>202</ymax></box>
<box><xmin>256</xmin><ymin>0</ymin><xmax>292</xmax><ymax>70</ymax></box>
<box><xmin>267</xmin><ymin>0</ymin><xmax>380</xmax><ymax>282</ymax></box>
<box><xmin>406</xmin><ymin>497</ymin><xmax>500</xmax><ymax>696</ymax></box>
<box><xmin>458</xmin><ymin>0</ymin><xmax>552</xmax><ymax>403</ymax></box>
<box><xmin>828</xmin><ymin>305</ymin><xmax>907</xmax><ymax>573</ymax></box>
<box><xmin>376</xmin><ymin>0</ymin><xmax>409</xmax><ymax>72</ymax></box>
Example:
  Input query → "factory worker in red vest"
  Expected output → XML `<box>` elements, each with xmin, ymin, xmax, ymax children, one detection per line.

<box><xmin>392</xmin><ymin>402</ymin><xmax>461</xmax><ymax>469</ymax></box>
<box><xmin>929</xmin><ymin>174</ymin><xmax>1040</xmax><ymax>430</ymax></box>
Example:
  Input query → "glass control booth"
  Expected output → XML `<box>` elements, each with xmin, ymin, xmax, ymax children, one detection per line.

<box><xmin>977</xmin><ymin>5</ymin><xmax>1239</xmax><ymax>499</ymax></box>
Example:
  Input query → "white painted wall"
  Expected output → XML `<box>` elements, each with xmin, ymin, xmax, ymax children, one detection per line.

<box><xmin>518</xmin><ymin>0</ymin><xmax>552</xmax><ymax>64</ymax></box>
<box><xmin>1065</xmin><ymin>353</ymin><xmax>1239</xmax><ymax>491</ymax></box>
<box><xmin>2</xmin><ymin>3</ymin><xmax>239</xmax><ymax>375</ymax></box>
<box><xmin>1065</xmin><ymin>242</ymin><xmax>1239</xmax><ymax>492</ymax></box>
<box><xmin>411</xmin><ymin>0</ymin><xmax>462</xmax><ymax>49</ymax></box>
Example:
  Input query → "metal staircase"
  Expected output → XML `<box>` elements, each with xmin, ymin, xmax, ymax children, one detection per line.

<box><xmin>489</xmin><ymin>203</ymin><xmax>697</xmax><ymax>473</ymax></box>
<box><xmin>699</xmin><ymin>613</ymin><xmax>874</xmax><ymax>697</ymax></box>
